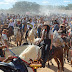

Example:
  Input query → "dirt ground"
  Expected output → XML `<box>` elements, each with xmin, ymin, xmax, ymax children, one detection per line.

<box><xmin>37</xmin><ymin>59</ymin><xmax>72</xmax><ymax>72</ymax></box>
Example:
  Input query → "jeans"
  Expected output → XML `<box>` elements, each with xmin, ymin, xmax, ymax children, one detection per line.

<box><xmin>37</xmin><ymin>28</ymin><xmax>41</xmax><ymax>38</ymax></box>
<box><xmin>39</xmin><ymin>39</ymin><xmax>51</xmax><ymax>64</ymax></box>
<box><xmin>23</xmin><ymin>25</ymin><xmax>25</xmax><ymax>32</ymax></box>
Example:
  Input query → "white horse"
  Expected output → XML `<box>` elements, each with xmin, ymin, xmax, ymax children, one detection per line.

<box><xmin>27</xmin><ymin>27</ymin><xmax>41</xmax><ymax>45</ymax></box>
<box><xmin>14</xmin><ymin>27</ymin><xmax>20</xmax><ymax>38</ymax></box>
<box><xmin>53</xmin><ymin>30</ymin><xmax>64</xmax><ymax>47</ymax></box>
<box><xmin>19</xmin><ymin>45</ymin><xmax>41</xmax><ymax>63</ymax></box>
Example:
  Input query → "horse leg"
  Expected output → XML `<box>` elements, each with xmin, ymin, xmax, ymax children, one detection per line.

<box><xmin>50</xmin><ymin>60</ymin><xmax>54</xmax><ymax>65</ymax></box>
<box><xmin>10</xmin><ymin>37</ymin><xmax>11</xmax><ymax>42</ymax></box>
<box><xmin>54</xmin><ymin>58</ymin><xmax>60</xmax><ymax>72</ymax></box>
<box><xmin>59</xmin><ymin>55</ymin><xmax>64</xmax><ymax>72</ymax></box>
<box><xmin>17</xmin><ymin>42</ymin><xmax>18</xmax><ymax>46</ymax></box>
<box><xmin>67</xmin><ymin>49</ymin><xmax>69</xmax><ymax>63</ymax></box>
<box><xmin>48</xmin><ymin>61</ymin><xmax>50</xmax><ymax>68</ymax></box>
<box><xmin>71</xmin><ymin>51</ymin><xmax>72</xmax><ymax>67</ymax></box>
<box><xmin>19</xmin><ymin>41</ymin><xmax>21</xmax><ymax>46</ymax></box>
<box><xmin>63</xmin><ymin>49</ymin><xmax>66</xmax><ymax>63</ymax></box>
<box><xmin>71</xmin><ymin>57</ymin><xmax>72</xmax><ymax>67</ymax></box>
<box><xmin>8</xmin><ymin>37</ymin><xmax>9</xmax><ymax>41</ymax></box>
<box><xmin>47</xmin><ymin>60</ymin><xmax>53</xmax><ymax>68</ymax></box>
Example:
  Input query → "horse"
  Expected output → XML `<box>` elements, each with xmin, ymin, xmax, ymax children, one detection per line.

<box><xmin>7</xmin><ymin>27</ymin><xmax>14</xmax><ymax>42</ymax></box>
<box><xmin>14</xmin><ymin>27</ymin><xmax>23</xmax><ymax>46</ymax></box>
<box><xmin>67</xmin><ymin>29</ymin><xmax>72</xmax><ymax>66</ymax></box>
<box><xmin>19</xmin><ymin>43</ymin><xmax>64</xmax><ymax>72</ymax></box>
<box><xmin>63</xmin><ymin>37</ymin><xmax>70</xmax><ymax>63</ymax></box>
<box><xmin>27</xmin><ymin>27</ymin><xmax>40</xmax><ymax>45</ymax></box>
<box><xmin>20</xmin><ymin>29</ymin><xmax>65</xmax><ymax>72</ymax></box>
<box><xmin>55</xmin><ymin>29</ymin><xmax>71</xmax><ymax>63</ymax></box>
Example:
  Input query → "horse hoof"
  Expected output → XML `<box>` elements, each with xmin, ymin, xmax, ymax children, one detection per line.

<box><xmin>57</xmin><ymin>70</ymin><xmax>60</xmax><ymax>72</ymax></box>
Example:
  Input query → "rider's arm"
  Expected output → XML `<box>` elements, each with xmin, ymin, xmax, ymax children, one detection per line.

<box><xmin>3</xmin><ymin>55</ymin><xmax>13</xmax><ymax>62</ymax></box>
<box><xmin>0</xmin><ymin>57</ymin><xmax>6</xmax><ymax>62</ymax></box>
<box><xmin>4</xmin><ymin>40</ymin><xmax>9</xmax><ymax>48</ymax></box>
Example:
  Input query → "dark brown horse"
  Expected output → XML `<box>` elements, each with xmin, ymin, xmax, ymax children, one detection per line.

<box><xmin>63</xmin><ymin>41</ymin><xmax>70</xmax><ymax>63</ymax></box>
<box><xmin>62</xmin><ymin>36</ymin><xmax>71</xmax><ymax>64</ymax></box>
<box><xmin>46</xmin><ymin>45</ymin><xmax>64</xmax><ymax>72</ymax></box>
<box><xmin>7</xmin><ymin>27</ymin><xmax>14</xmax><ymax>42</ymax></box>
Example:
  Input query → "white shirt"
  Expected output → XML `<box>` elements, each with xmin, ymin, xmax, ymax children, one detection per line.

<box><xmin>8</xmin><ymin>22</ymin><xmax>14</xmax><ymax>27</ymax></box>
<box><xmin>42</xmin><ymin>29</ymin><xmax>53</xmax><ymax>39</ymax></box>
<box><xmin>1</xmin><ymin>34</ymin><xmax>8</xmax><ymax>45</ymax></box>
<box><xmin>30</xmin><ymin>21</ymin><xmax>35</xmax><ymax>28</ymax></box>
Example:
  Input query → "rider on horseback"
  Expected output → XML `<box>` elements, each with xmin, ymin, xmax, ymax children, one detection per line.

<box><xmin>36</xmin><ymin>24</ymin><xmax>53</xmax><ymax>67</ymax></box>
<box><xmin>8</xmin><ymin>19</ymin><xmax>14</xmax><ymax>30</ymax></box>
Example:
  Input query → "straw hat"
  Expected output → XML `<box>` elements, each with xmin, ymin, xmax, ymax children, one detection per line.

<box><xmin>2</xmin><ymin>29</ymin><xmax>7</xmax><ymax>33</ymax></box>
<box><xmin>17</xmin><ymin>19</ymin><xmax>21</xmax><ymax>21</ymax></box>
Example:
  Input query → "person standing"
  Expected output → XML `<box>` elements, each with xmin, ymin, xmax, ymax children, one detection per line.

<box><xmin>1</xmin><ymin>29</ymin><xmax>10</xmax><ymax>56</ymax></box>
<box><xmin>30</xmin><ymin>18</ymin><xmax>35</xmax><ymax>28</ymax></box>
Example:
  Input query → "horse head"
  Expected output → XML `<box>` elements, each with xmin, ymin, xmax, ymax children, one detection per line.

<box><xmin>53</xmin><ymin>30</ymin><xmax>65</xmax><ymax>47</ymax></box>
<box><xmin>27</xmin><ymin>27</ymin><xmax>37</xmax><ymax>44</ymax></box>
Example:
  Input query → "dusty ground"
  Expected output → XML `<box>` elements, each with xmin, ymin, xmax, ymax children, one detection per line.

<box><xmin>37</xmin><ymin>59</ymin><xmax>72</xmax><ymax>72</ymax></box>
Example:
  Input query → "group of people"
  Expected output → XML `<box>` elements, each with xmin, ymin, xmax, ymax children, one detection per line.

<box><xmin>0</xmin><ymin>13</ymin><xmax>72</xmax><ymax>68</ymax></box>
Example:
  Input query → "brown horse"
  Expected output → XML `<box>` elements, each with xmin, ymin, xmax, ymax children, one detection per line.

<box><xmin>36</xmin><ymin>44</ymin><xmax>64</xmax><ymax>72</ymax></box>
<box><xmin>7</xmin><ymin>27</ymin><xmax>14</xmax><ymax>42</ymax></box>
<box><xmin>47</xmin><ymin>45</ymin><xmax>64</xmax><ymax>72</ymax></box>
<box><xmin>63</xmin><ymin>41</ymin><xmax>70</xmax><ymax>63</ymax></box>
<box><xmin>15</xmin><ymin>29</ymin><xmax>23</xmax><ymax>46</ymax></box>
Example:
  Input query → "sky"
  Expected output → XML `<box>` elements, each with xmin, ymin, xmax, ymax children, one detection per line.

<box><xmin>0</xmin><ymin>0</ymin><xmax>72</xmax><ymax>9</ymax></box>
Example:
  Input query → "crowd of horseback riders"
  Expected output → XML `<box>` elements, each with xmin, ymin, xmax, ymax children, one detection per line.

<box><xmin>0</xmin><ymin>13</ymin><xmax>72</xmax><ymax>72</ymax></box>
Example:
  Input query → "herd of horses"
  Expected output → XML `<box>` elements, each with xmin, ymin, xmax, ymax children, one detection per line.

<box><xmin>0</xmin><ymin>24</ymin><xmax>72</xmax><ymax>72</ymax></box>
